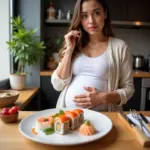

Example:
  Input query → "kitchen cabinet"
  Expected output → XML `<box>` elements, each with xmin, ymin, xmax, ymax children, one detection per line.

<box><xmin>127</xmin><ymin>0</ymin><xmax>150</xmax><ymax>22</ymax></box>
<box><xmin>23</xmin><ymin>91</ymin><xmax>41</xmax><ymax>111</ymax></box>
<box><xmin>107</xmin><ymin>0</ymin><xmax>150</xmax><ymax>22</ymax></box>
<box><xmin>41</xmin><ymin>76</ymin><xmax>60</xmax><ymax>109</ymax></box>
<box><xmin>123</xmin><ymin>78</ymin><xmax>142</xmax><ymax>111</ymax></box>
<box><xmin>107</xmin><ymin>0</ymin><xmax>127</xmax><ymax>21</ymax></box>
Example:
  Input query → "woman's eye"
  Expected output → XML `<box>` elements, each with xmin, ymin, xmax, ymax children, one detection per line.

<box><xmin>94</xmin><ymin>11</ymin><xmax>100</xmax><ymax>16</ymax></box>
<box><xmin>82</xmin><ymin>14</ymin><xmax>88</xmax><ymax>19</ymax></box>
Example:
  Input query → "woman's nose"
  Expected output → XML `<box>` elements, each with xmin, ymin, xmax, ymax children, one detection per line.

<box><xmin>88</xmin><ymin>15</ymin><xmax>95</xmax><ymax>24</ymax></box>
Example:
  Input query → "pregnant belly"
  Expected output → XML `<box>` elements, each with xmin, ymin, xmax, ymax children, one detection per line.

<box><xmin>65</xmin><ymin>75</ymin><xmax>108</xmax><ymax>108</ymax></box>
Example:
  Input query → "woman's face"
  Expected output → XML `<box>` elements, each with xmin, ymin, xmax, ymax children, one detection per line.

<box><xmin>80</xmin><ymin>0</ymin><xmax>106</xmax><ymax>35</ymax></box>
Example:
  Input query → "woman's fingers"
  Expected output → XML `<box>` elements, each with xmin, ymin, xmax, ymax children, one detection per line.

<box><xmin>65</xmin><ymin>30</ymin><xmax>80</xmax><ymax>39</ymax></box>
<box><xmin>64</xmin><ymin>30</ymin><xmax>80</xmax><ymax>51</ymax></box>
<box><xmin>84</xmin><ymin>86</ymin><xmax>93</xmax><ymax>91</ymax></box>
<box><xmin>73</xmin><ymin>97</ymin><xmax>91</xmax><ymax>102</ymax></box>
<box><xmin>75</xmin><ymin>102</ymin><xmax>91</xmax><ymax>107</ymax></box>
<box><xmin>84</xmin><ymin>86</ymin><xmax>97</xmax><ymax>92</ymax></box>
<box><xmin>74</xmin><ymin>93</ymin><xmax>89</xmax><ymax>99</ymax></box>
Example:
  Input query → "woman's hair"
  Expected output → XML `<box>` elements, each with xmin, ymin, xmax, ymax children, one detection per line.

<box><xmin>59</xmin><ymin>0</ymin><xmax>114</xmax><ymax>61</ymax></box>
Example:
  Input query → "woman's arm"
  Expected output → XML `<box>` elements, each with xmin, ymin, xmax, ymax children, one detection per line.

<box><xmin>51</xmin><ymin>51</ymin><xmax>73</xmax><ymax>91</ymax></box>
<box><xmin>56</xmin><ymin>50</ymin><xmax>73</xmax><ymax>80</ymax></box>
<box><xmin>51</xmin><ymin>30</ymin><xmax>80</xmax><ymax>91</ymax></box>
<box><xmin>113</xmin><ymin>44</ymin><xmax>135</xmax><ymax>106</ymax></box>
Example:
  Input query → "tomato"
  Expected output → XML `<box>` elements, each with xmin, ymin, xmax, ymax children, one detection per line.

<box><xmin>8</xmin><ymin>108</ymin><xmax>16</xmax><ymax>115</ymax></box>
<box><xmin>11</xmin><ymin>106</ymin><xmax>18</xmax><ymax>112</ymax></box>
<box><xmin>2</xmin><ymin>108</ymin><xmax>9</xmax><ymax>112</ymax></box>
<box><xmin>1</xmin><ymin>108</ymin><xmax>9</xmax><ymax>115</ymax></box>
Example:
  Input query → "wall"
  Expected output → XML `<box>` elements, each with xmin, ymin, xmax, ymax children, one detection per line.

<box><xmin>18</xmin><ymin>0</ymin><xmax>41</xmax><ymax>86</ymax></box>
<box><xmin>0</xmin><ymin>0</ymin><xmax>10</xmax><ymax>80</ymax></box>
<box><xmin>114</xmin><ymin>28</ymin><xmax>150</xmax><ymax>58</ymax></box>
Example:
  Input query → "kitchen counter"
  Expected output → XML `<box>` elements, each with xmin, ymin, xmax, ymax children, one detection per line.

<box><xmin>0</xmin><ymin>87</ymin><xmax>39</xmax><ymax>111</ymax></box>
<box><xmin>133</xmin><ymin>71</ymin><xmax>150</xmax><ymax>78</ymax></box>
<box><xmin>40</xmin><ymin>70</ymin><xmax>150</xmax><ymax>78</ymax></box>
<box><xmin>0</xmin><ymin>111</ymin><xmax>150</xmax><ymax>150</ymax></box>
<box><xmin>15</xmin><ymin>87</ymin><xmax>39</xmax><ymax>110</ymax></box>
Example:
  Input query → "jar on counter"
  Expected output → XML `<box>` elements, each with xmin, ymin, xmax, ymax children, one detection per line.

<box><xmin>47</xmin><ymin>1</ymin><xmax>56</xmax><ymax>20</ymax></box>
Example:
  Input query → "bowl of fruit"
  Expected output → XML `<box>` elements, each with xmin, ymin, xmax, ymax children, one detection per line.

<box><xmin>0</xmin><ymin>106</ymin><xmax>19</xmax><ymax>123</ymax></box>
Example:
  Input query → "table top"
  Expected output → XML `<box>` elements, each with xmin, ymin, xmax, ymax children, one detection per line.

<box><xmin>15</xmin><ymin>87</ymin><xmax>39</xmax><ymax>110</ymax></box>
<box><xmin>0</xmin><ymin>111</ymin><xmax>150</xmax><ymax>150</ymax></box>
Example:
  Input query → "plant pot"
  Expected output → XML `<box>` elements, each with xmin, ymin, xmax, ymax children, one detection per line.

<box><xmin>9</xmin><ymin>74</ymin><xmax>26</xmax><ymax>90</ymax></box>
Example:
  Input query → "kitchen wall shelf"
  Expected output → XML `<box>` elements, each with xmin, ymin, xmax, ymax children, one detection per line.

<box><xmin>45</xmin><ymin>19</ymin><xmax>71</xmax><ymax>24</ymax></box>
<box><xmin>40</xmin><ymin>70</ymin><xmax>150</xmax><ymax>78</ymax></box>
<box><xmin>45</xmin><ymin>19</ymin><xmax>150</xmax><ymax>28</ymax></box>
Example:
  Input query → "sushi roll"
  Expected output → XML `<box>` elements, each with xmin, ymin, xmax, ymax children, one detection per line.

<box><xmin>65</xmin><ymin>111</ymin><xmax>78</xmax><ymax>130</ymax></box>
<box><xmin>36</xmin><ymin>116</ymin><xmax>53</xmax><ymax>131</ymax></box>
<box><xmin>72</xmin><ymin>109</ymin><xmax>84</xmax><ymax>126</ymax></box>
<box><xmin>54</xmin><ymin>115</ymin><xmax>70</xmax><ymax>134</ymax></box>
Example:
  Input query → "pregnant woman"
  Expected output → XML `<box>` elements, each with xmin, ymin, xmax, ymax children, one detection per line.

<box><xmin>51</xmin><ymin>0</ymin><xmax>135</xmax><ymax>112</ymax></box>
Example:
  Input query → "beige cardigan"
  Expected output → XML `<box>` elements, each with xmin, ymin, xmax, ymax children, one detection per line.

<box><xmin>51</xmin><ymin>38</ymin><xmax>135</xmax><ymax>111</ymax></box>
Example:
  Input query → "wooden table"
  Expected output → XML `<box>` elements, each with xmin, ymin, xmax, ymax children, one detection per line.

<box><xmin>0</xmin><ymin>111</ymin><xmax>150</xmax><ymax>150</ymax></box>
<box><xmin>15</xmin><ymin>87</ymin><xmax>39</xmax><ymax>110</ymax></box>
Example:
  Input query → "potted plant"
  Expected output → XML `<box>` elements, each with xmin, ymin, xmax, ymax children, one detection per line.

<box><xmin>6</xmin><ymin>16</ymin><xmax>46</xmax><ymax>90</ymax></box>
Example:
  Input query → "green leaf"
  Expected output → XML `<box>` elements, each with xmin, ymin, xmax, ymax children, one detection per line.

<box><xmin>59</xmin><ymin>110</ymin><xmax>65</xmax><ymax>115</ymax></box>
<box><xmin>84</xmin><ymin>120</ymin><xmax>90</xmax><ymax>125</ymax></box>
<box><xmin>43</xmin><ymin>128</ymin><xmax>54</xmax><ymax>135</ymax></box>
<box><xmin>52</xmin><ymin>113</ymin><xmax>59</xmax><ymax>119</ymax></box>
<box><xmin>6</xmin><ymin>15</ymin><xmax>46</xmax><ymax>74</ymax></box>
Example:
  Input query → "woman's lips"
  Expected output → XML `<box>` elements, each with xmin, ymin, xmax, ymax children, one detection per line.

<box><xmin>88</xmin><ymin>26</ymin><xmax>97</xmax><ymax>30</ymax></box>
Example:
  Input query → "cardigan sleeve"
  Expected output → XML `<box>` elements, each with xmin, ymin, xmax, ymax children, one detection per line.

<box><xmin>114</xmin><ymin>44</ymin><xmax>135</xmax><ymax>106</ymax></box>
<box><xmin>51</xmin><ymin>62</ymin><xmax>72</xmax><ymax>91</ymax></box>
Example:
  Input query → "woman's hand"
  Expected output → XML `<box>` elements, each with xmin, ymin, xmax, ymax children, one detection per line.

<box><xmin>64</xmin><ymin>30</ymin><xmax>80</xmax><ymax>53</ymax></box>
<box><xmin>73</xmin><ymin>87</ymin><xmax>107</xmax><ymax>108</ymax></box>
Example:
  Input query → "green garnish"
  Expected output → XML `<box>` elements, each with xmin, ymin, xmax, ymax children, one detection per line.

<box><xmin>51</xmin><ymin>110</ymin><xmax>64</xmax><ymax>119</ymax></box>
<box><xmin>43</xmin><ymin>128</ymin><xmax>54</xmax><ymax>135</ymax></box>
<box><xmin>52</xmin><ymin>113</ymin><xmax>59</xmax><ymax>119</ymax></box>
<box><xmin>84</xmin><ymin>120</ymin><xmax>90</xmax><ymax>125</ymax></box>
<box><xmin>59</xmin><ymin>110</ymin><xmax>64</xmax><ymax>115</ymax></box>
<box><xmin>44</xmin><ymin>118</ymin><xmax>48</xmax><ymax>121</ymax></box>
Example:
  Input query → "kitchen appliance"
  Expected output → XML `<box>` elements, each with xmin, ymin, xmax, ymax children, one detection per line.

<box><xmin>133</xmin><ymin>55</ymin><xmax>145</xmax><ymax>70</ymax></box>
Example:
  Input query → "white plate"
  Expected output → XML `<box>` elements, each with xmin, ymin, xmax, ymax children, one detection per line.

<box><xmin>19</xmin><ymin>108</ymin><xmax>112</xmax><ymax>146</ymax></box>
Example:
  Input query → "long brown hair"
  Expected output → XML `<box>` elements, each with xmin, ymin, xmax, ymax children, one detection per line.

<box><xmin>59</xmin><ymin>0</ymin><xmax>114</xmax><ymax>61</ymax></box>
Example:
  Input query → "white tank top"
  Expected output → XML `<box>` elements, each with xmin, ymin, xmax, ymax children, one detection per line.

<box><xmin>65</xmin><ymin>49</ymin><xmax>109</xmax><ymax>111</ymax></box>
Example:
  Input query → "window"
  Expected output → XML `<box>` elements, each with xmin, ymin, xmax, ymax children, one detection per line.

<box><xmin>0</xmin><ymin>0</ymin><xmax>10</xmax><ymax>81</ymax></box>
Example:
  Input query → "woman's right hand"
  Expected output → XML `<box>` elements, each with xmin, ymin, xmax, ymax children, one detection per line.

<box><xmin>64</xmin><ymin>30</ymin><xmax>80</xmax><ymax>53</ymax></box>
